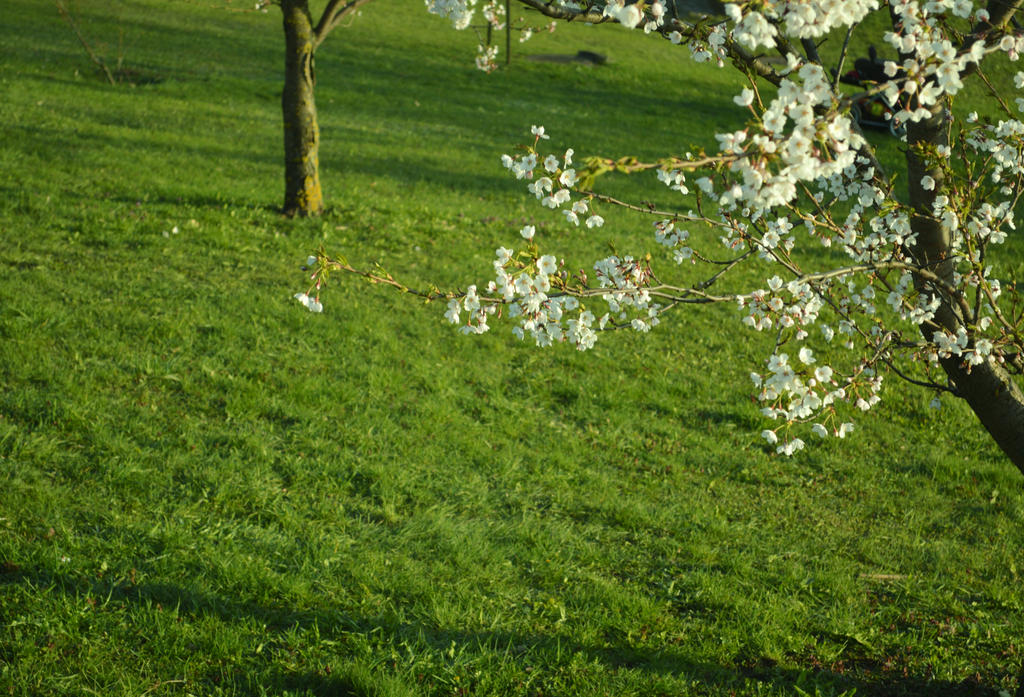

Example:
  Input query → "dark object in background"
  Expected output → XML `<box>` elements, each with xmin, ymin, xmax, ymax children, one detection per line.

<box><xmin>673</xmin><ymin>0</ymin><xmax>724</xmax><ymax>17</ymax></box>
<box><xmin>839</xmin><ymin>45</ymin><xmax>909</xmax><ymax>138</ymax></box>
<box><xmin>526</xmin><ymin>50</ymin><xmax>607</xmax><ymax>65</ymax></box>
<box><xmin>574</xmin><ymin>50</ymin><xmax>607</xmax><ymax>65</ymax></box>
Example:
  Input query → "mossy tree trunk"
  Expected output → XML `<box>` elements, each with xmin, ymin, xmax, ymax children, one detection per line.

<box><xmin>281</xmin><ymin>0</ymin><xmax>323</xmax><ymax>217</ymax></box>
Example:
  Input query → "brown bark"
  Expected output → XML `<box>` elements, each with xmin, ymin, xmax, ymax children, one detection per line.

<box><xmin>904</xmin><ymin>94</ymin><xmax>1024</xmax><ymax>471</ymax></box>
<box><xmin>282</xmin><ymin>0</ymin><xmax>323</xmax><ymax>217</ymax></box>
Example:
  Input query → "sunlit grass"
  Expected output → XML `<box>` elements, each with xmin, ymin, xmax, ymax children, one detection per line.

<box><xmin>0</xmin><ymin>1</ymin><xmax>1022</xmax><ymax>696</ymax></box>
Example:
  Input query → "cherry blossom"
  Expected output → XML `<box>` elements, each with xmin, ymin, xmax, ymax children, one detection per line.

<box><xmin>305</xmin><ymin>0</ymin><xmax>1024</xmax><ymax>465</ymax></box>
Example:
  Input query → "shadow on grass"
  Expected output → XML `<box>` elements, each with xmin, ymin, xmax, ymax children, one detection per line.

<box><xmin>2</xmin><ymin>564</ymin><xmax>1015</xmax><ymax>697</ymax></box>
<box><xmin>3</xmin><ymin>114</ymin><xmax>524</xmax><ymax>214</ymax></box>
<box><xmin>98</xmin><ymin>192</ymin><xmax>282</xmax><ymax>215</ymax></box>
<box><xmin>8</xmin><ymin>16</ymin><xmax>740</xmax><ymax>209</ymax></box>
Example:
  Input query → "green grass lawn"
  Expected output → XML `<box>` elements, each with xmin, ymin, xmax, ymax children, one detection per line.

<box><xmin>1</xmin><ymin>1</ymin><xmax>1023</xmax><ymax>695</ymax></box>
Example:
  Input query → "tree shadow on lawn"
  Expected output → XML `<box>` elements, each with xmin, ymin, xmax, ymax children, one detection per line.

<box><xmin>6</xmin><ymin>115</ymin><xmax>525</xmax><ymax>215</ymax></box>
<box><xmin>1</xmin><ymin>565</ymin><xmax>1013</xmax><ymax>697</ymax></box>
<box><xmin>323</xmin><ymin>53</ymin><xmax>738</xmax><ymax>151</ymax></box>
<box><xmin>14</xmin><ymin>38</ymin><xmax>740</xmax><ymax>217</ymax></box>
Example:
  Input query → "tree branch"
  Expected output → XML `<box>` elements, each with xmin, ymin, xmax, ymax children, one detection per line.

<box><xmin>979</xmin><ymin>0</ymin><xmax>1023</xmax><ymax>31</ymax></box>
<box><xmin>960</xmin><ymin>0</ymin><xmax>1023</xmax><ymax>77</ymax></box>
<box><xmin>832</xmin><ymin>23</ymin><xmax>857</xmax><ymax>92</ymax></box>
<box><xmin>314</xmin><ymin>0</ymin><xmax>376</xmax><ymax>49</ymax></box>
<box><xmin>514</xmin><ymin>0</ymin><xmax>610</xmax><ymax>23</ymax></box>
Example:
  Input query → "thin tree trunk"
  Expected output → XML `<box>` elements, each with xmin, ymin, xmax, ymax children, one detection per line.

<box><xmin>281</xmin><ymin>0</ymin><xmax>323</xmax><ymax>217</ymax></box>
<box><xmin>905</xmin><ymin>101</ymin><xmax>1024</xmax><ymax>471</ymax></box>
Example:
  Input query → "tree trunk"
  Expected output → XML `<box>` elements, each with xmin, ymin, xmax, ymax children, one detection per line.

<box><xmin>905</xmin><ymin>103</ymin><xmax>1024</xmax><ymax>471</ymax></box>
<box><xmin>281</xmin><ymin>0</ymin><xmax>323</xmax><ymax>217</ymax></box>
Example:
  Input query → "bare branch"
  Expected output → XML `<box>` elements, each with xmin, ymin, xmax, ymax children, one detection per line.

<box><xmin>514</xmin><ymin>0</ymin><xmax>610</xmax><ymax>23</ymax></box>
<box><xmin>878</xmin><ymin>345</ymin><xmax>957</xmax><ymax>393</ymax></box>
<box><xmin>974</xmin><ymin>62</ymin><xmax>1016</xmax><ymax>119</ymax></box>
<box><xmin>832</xmin><ymin>22</ymin><xmax>857</xmax><ymax>92</ymax></box>
<box><xmin>55</xmin><ymin>0</ymin><xmax>117</xmax><ymax>85</ymax></box>
<box><xmin>314</xmin><ymin>0</ymin><xmax>376</xmax><ymax>49</ymax></box>
<box><xmin>577</xmin><ymin>189</ymin><xmax>715</xmax><ymax>223</ymax></box>
<box><xmin>800</xmin><ymin>37</ymin><xmax>822</xmax><ymax>65</ymax></box>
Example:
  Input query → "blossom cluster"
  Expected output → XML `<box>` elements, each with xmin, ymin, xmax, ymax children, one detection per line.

<box><xmin>481</xmin><ymin>0</ymin><xmax>505</xmax><ymax>29</ymax></box>
<box><xmin>602</xmin><ymin>0</ymin><xmax>667</xmax><ymax>33</ymax></box>
<box><xmin>425</xmin><ymin>0</ymin><xmax>476</xmax><ymax>29</ymax></box>
<box><xmin>725</xmin><ymin>1</ymin><xmax>882</xmax><ymax>51</ymax></box>
<box><xmin>653</xmin><ymin>218</ymin><xmax>693</xmax><ymax>264</ymax></box>
<box><xmin>439</xmin><ymin>226</ymin><xmax>665</xmax><ymax>350</ymax></box>
<box><xmin>475</xmin><ymin>43</ymin><xmax>499</xmax><ymax>72</ymax></box>
<box><xmin>294</xmin><ymin>256</ymin><xmax>324</xmax><ymax>313</ymax></box>
<box><xmin>303</xmin><ymin>0</ymin><xmax>1024</xmax><ymax>457</ymax></box>
<box><xmin>426</xmin><ymin>0</ymin><xmax>556</xmax><ymax>71</ymax></box>
<box><xmin>501</xmin><ymin>134</ymin><xmax>605</xmax><ymax>229</ymax></box>
<box><xmin>752</xmin><ymin>351</ymin><xmax>861</xmax><ymax>455</ymax></box>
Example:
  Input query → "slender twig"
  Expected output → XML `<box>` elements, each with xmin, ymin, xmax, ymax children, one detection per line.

<box><xmin>833</xmin><ymin>22</ymin><xmax>858</xmax><ymax>92</ymax></box>
<box><xmin>576</xmin><ymin>189</ymin><xmax>723</xmax><ymax>225</ymax></box>
<box><xmin>692</xmin><ymin>249</ymin><xmax>754</xmax><ymax>288</ymax></box>
<box><xmin>882</xmin><ymin>355</ymin><xmax>957</xmax><ymax>393</ymax></box>
<box><xmin>55</xmin><ymin>0</ymin><xmax>116</xmax><ymax>85</ymax></box>
<box><xmin>325</xmin><ymin>255</ymin><xmax>971</xmax><ymax>314</ymax></box>
<box><xmin>974</xmin><ymin>63</ymin><xmax>1016</xmax><ymax>119</ymax></box>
